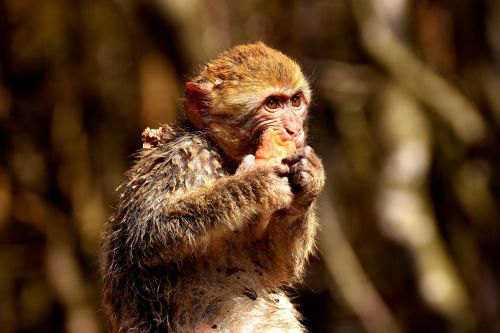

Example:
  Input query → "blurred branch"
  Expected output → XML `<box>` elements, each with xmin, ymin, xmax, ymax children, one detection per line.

<box><xmin>133</xmin><ymin>0</ymin><xmax>231</xmax><ymax>70</ymax></box>
<box><xmin>313</xmin><ymin>60</ymin><xmax>401</xmax><ymax>333</ymax></box>
<box><xmin>13</xmin><ymin>192</ymin><xmax>101</xmax><ymax>333</ymax></box>
<box><xmin>376</xmin><ymin>84</ymin><xmax>475</xmax><ymax>332</ymax></box>
<box><xmin>480</xmin><ymin>66</ymin><xmax>500</xmax><ymax>127</ymax></box>
<box><xmin>350</xmin><ymin>0</ymin><xmax>487</xmax><ymax>144</ymax></box>
<box><xmin>319</xmin><ymin>194</ymin><xmax>402</xmax><ymax>333</ymax></box>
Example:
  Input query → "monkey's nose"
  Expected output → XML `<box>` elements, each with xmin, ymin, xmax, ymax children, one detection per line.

<box><xmin>284</xmin><ymin>127</ymin><xmax>305</xmax><ymax>148</ymax></box>
<box><xmin>285</xmin><ymin>126</ymin><xmax>301</xmax><ymax>139</ymax></box>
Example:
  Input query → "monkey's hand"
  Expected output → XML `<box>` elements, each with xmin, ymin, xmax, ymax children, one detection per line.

<box><xmin>237</xmin><ymin>154</ymin><xmax>293</xmax><ymax>211</ymax></box>
<box><xmin>283</xmin><ymin>146</ymin><xmax>325</xmax><ymax>207</ymax></box>
<box><xmin>257</xmin><ymin>147</ymin><xmax>323</xmax><ymax>282</ymax></box>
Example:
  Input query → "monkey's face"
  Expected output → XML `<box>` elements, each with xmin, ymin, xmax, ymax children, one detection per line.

<box><xmin>250</xmin><ymin>89</ymin><xmax>308</xmax><ymax>150</ymax></box>
<box><xmin>184</xmin><ymin>42</ymin><xmax>311</xmax><ymax>162</ymax></box>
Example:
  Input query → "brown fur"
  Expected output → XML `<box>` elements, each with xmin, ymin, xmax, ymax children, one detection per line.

<box><xmin>100</xmin><ymin>42</ymin><xmax>325</xmax><ymax>333</ymax></box>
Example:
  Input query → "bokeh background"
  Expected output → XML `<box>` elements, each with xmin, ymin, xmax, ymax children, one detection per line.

<box><xmin>1</xmin><ymin>0</ymin><xmax>500</xmax><ymax>332</ymax></box>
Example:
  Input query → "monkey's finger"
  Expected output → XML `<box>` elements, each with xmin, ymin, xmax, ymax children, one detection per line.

<box><xmin>282</xmin><ymin>154</ymin><xmax>302</xmax><ymax>165</ymax></box>
<box><xmin>241</xmin><ymin>154</ymin><xmax>256</xmax><ymax>165</ymax></box>
<box><xmin>273</xmin><ymin>164</ymin><xmax>290</xmax><ymax>177</ymax></box>
<box><xmin>282</xmin><ymin>146</ymin><xmax>310</xmax><ymax>165</ymax></box>
<box><xmin>236</xmin><ymin>154</ymin><xmax>256</xmax><ymax>174</ymax></box>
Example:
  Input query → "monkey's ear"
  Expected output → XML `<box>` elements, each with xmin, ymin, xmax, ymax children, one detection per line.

<box><xmin>184</xmin><ymin>82</ymin><xmax>211</xmax><ymax>128</ymax></box>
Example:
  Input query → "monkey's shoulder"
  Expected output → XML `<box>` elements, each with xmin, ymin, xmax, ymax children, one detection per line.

<box><xmin>160</xmin><ymin>131</ymin><xmax>227</xmax><ymax>180</ymax></box>
<box><xmin>126</xmin><ymin>129</ymin><xmax>227</xmax><ymax>195</ymax></box>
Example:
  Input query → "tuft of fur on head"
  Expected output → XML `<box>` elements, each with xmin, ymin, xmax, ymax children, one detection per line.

<box><xmin>194</xmin><ymin>42</ymin><xmax>310</xmax><ymax>112</ymax></box>
<box><xmin>186</xmin><ymin>42</ymin><xmax>311</xmax><ymax>162</ymax></box>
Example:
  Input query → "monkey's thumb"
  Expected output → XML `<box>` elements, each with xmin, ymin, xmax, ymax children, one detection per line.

<box><xmin>236</xmin><ymin>155</ymin><xmax>256</xmax><ymax>174</ymax></box>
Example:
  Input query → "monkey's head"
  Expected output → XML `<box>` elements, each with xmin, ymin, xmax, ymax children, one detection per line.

<box><xmin>184</xmin><ymin>42</ymin><xmax>311</xmax><ymax>162</ymax></box>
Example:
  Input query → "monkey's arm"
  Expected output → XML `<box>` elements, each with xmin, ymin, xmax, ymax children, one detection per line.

<box><xmin>121</xmin><ymin>166</ymin><xmax>292</xmax><ymax>267</ymax></box>
<box><xmin>262</xmin><ymin>203</ymin><xmax>319</xmax><ymax>283</ymax></box>
<box><xmin>260</xmin><ymin>146</ymin><xmax>325</xmax><ymax>283</ymax></box>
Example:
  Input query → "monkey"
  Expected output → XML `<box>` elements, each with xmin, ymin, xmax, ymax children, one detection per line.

<box><xmin>100</xmin><ymin>42</ymin><xmax>325</xmax><ymax>333</ymax></box>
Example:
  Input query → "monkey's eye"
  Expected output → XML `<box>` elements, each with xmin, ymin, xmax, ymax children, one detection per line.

<box><xmin>265</xmin><ymin>97</ymin><xmax>280</xmax><ymax>110</ymax></box>
<box><xmin>291</xmin><ymin>94</ymin><xmax>302</xmax><ymax>108</ymax></box>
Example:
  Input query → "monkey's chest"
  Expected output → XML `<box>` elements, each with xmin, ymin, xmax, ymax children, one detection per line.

<box><xmin>171</xmin><ymin>262</ymin><xmax>303</xmax><ymax>333</ymax></box>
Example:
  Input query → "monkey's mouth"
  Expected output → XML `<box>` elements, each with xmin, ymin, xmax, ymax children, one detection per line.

<box><xmin>278</xmin><ymin>130</ymin><xmax>305</xmax><ymax>149</ymax></box>
<box><xmin>256</xmin><ymin>128</ymin><xmax>305</xmax><ymax>148</ymax></box>
<box><xmin>292</xmin><ymin>131</ymin><xmax>305</xmax><ymax>149</ymax></box>
<box><xmin>252</xmin><ymin>127</ymin><xmax>305</xmax><ymax>155</ymax></box>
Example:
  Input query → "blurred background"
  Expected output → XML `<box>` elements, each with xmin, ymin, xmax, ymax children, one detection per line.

<box><xmin>1</xmin><ymin>0</ymin><xmax>500</xmax><ymax>332</ymax></box>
